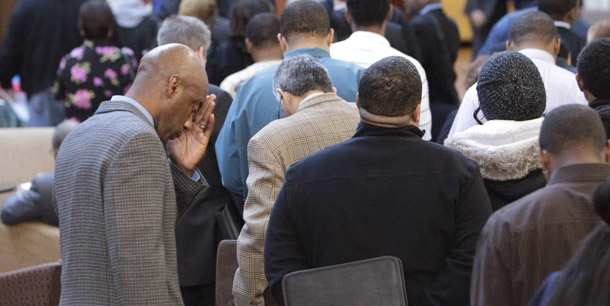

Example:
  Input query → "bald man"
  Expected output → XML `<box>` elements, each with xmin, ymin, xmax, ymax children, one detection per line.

<box><xmin>53</xmin><ymin>44</ymin><xmax>216</xmax><ymax>305</ymax></box>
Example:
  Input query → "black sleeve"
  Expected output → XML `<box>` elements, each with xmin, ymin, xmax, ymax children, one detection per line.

<box><xmin>264</xmin><ymin>181</ymin><xmax>309</xmax><ymax>306</ymax></box>
<box><xmin>0</xmin><ymin>0</ymin><xmax>28</xmax><ymax>89</ymax></box>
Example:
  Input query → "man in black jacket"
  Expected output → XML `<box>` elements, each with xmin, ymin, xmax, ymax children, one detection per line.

<box><xmin>0</xmin><ymin>0</ymin><xmax>86</xmax><ymax>126</ymax></box>
<box><xmin>539</xmin><ymin>0</ymin><xmax>585</xmax><ymax>65</ymax></box>
<box><xmin>406</xmin><ymin>0</ymin><xmax>460</xmax><ymax>140</ymax></box>
<box><xmin>264</xmin><ymin>56</ymin><xmax>492</xmax><ymax>306</ymax></box>
<box><xmin>578</xmin><ymin>38</ymin><xmax>610</xmax><ymax>138</ymax></box>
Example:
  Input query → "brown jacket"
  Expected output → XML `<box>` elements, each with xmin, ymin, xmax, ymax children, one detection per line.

<box><xmin>470</xmin><ymin>163</ymin><xmax>610</xmax><ymax>306</ymax></box>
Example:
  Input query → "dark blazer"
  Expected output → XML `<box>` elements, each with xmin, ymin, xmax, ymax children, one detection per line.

<box><xmin>1</xmin><ymin>172</ymin><xmax>58</xmax><ymax>226</ymax></box>
<box><xmin>411</xmin><ymin>8</ymin><xmax>460</xmax><ymax>106</ymax></box>
<box><xmin>590</xmin><ymin>98</ymin><xmax>610</xmax><ymax>139</ymax></box>
<box><xmin>264</xmin><ymin>123</ymin><xmax>492</xmax><ymax>306</ymax></box>
<box><xmin>113</xmin><ymin>14</ymin><xmax>160</xmax><ymax>63</ymax></box>
<box><xmin>176</xmin><ymin>85</ymin><xmax>238</xmax><ymax>287</ymax></box>
<box><xmin>556</xmin><ymin>26</ymin><xmax>586</xmax><ymax>66</ymax></box>
<box><xmin>206</xmin><ymin>39</ymin><xmax>254</xmax><ymax>86</ymax></box>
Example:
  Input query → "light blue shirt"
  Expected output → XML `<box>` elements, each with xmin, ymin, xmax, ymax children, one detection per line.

<box><xmin>111</xmin><ymin>95</ymin><xmax>201</xmax><ymax>181</ymax></box>
<box><xmin>215</xmin><ymin>47</ymin><xmax>364</xmax><ymax>199</ymax></box>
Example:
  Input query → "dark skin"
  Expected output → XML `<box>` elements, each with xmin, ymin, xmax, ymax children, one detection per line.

<box><xmin>126</xmin><ymin>44</ymin><xmax>216</xmax><ymax>176</ymax></box>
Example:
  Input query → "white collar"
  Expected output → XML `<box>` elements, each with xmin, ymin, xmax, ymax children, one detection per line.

<box><xmin>554</xmin><ymin>21</ymin><xmax>571</xmax><ymax>30</ymax></box>
<box><xmin>519</xmin><ymin>48</ymin><xmax>555</xmax><ymax>64</ymax></box>
<box><xmin>420</xmin><ymin>3</ymin><xmax>443</xmax><ymax>15</ymax></box>
<box><xmin>347</xmin><ymin>31</ymin><xmax>391</xmax><ymax>46</ymax></box>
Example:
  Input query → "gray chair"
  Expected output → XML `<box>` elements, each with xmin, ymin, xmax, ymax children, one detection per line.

<box><xmin>282</xmin><ymin>256</ymin><xmax>408</xmax><ymax>306</ymax></box>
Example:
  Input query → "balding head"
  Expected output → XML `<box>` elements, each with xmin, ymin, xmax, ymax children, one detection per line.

<box><xmin>128</xmin><ymin>44</ymin><xmax>209</xmax><ymax>144</ymax></box>
<box><xmin>588</xmin><ymin>20</ymin><xmax>610</xmax><ymax>44</ymax></box>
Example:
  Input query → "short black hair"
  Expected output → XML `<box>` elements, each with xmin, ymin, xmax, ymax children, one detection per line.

<box><xmin>346</xmin><ymin>0</ymin><xmax>390</xmax><ymax>27</ymax></box>
<box><xmin>230</xmin><ymin>0</ymin><xmax>274</xmax><ymax>41</ymax></box>
<box><xmin>246</xmin><ymin>12</ymin><xmax>280</xmax><ymax>48</ymax></box>
<box><xmin>538</xmin><ymin>0</ymin><xmax>579</xmax><ymax>20</ymax></box>
<box><xmin>510</xmin><ymin>11</ymin><xmax>557</xmax><ymax>46</ymax></box>
<box><xmin>539</xmin><ymin>104</ymin><xmax>606</xmax><ymax>156</ymax></box>
<box><xmin>577</xmin><ymin>38</ymin><xmax>610</xmax><ymax>99</ymax></box>
<box><xmin>358</xmin><ymin>56</ymin><xmax>421</xmax><ymax>117</ymax></box>
<box><xmin>78</xmin><ymin>0</ymin><xmax>115</xmax><ymax>40</ymax></box>
<box><xmin>280</xmin><ymin>0</ymin><xmax>330</xmax><ymax>40</ymax></box>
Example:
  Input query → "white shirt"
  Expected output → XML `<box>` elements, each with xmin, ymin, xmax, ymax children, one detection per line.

<box><xmin>219</xmin><ymin>60</ymin><xmax>282</xmax><ymax>98</ymax></box>
<box><xmin>447</xmin><ymin>48</ymin><xmax>587</xmax><ymax>138</ymax></box>
<box><xmin>330</xmin><ymin>31</ymin><xmax>432</xmax><ymax>140</ymax></box>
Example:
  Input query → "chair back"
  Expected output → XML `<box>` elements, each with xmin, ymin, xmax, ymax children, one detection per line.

<box><xmin>282</xmin><ymin>256</ymin><xmax>408</xmax><ymax>306</ymax></box>
<box><xmin>0</xmin><ymin>261</ymin><xmax>62</xmax><ymax>306</ymax></box>
<box><xmin>216</xmin><ymin>239</ymin><xmax>238</xmax><ymax>306</ymax></box>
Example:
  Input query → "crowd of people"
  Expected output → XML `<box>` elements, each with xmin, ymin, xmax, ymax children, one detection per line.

<box><xmin>1</xmin><ymin>0</ymin><xmax>610</xmax><ymax>305</ymax></box>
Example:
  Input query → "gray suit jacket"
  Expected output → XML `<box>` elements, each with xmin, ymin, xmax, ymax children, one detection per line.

<box><xmin>1</xmin><ymin>172</ymin><xmax>58</xmax><ymax>226</ymax></box>
<box><xmin>53</xmin><ymin>100</ymin><xmax>208</xmax><ymax>305</ymax></box>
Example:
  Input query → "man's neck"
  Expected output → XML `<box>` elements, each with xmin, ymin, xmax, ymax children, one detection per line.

<box><xmin>251</xmin><ymin>47</ymin><xmax>283</xmax><ymax>63</ymax></box>
<box><xmin>351</xmin><ymin>23</ymin><xmax>386</xmax><ymax>37</ymax></box>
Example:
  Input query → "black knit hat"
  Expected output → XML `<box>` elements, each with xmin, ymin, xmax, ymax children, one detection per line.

<box><xmin>477</xmin><ymin>51</ymin><xmax>546</xmax><ymax>121</ymax></box>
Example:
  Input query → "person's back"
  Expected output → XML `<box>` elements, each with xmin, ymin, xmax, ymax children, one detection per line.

<box><xmin>264</xmin><ymin>56</ymin><xmax>492</xmax><ymax>306</ymax></box>
<box><xmin>110</xmin><ymin>0</ymin><xmax>160</xmax><ymax>63</ymax></box>
<box><xmin>539</xmin><ymin>0</ymin><xmax>585</xmax><ymax>65</ymax></box>
<box><xmin>56</xmin><ymin>0</ymin><xmax>136</xmax><ymax>122</ymax></box>
<box><xmin>471</xmin><ymin>104</ymin><xmax>610</xmax><ymax>306</ymax></box>
<box><xmin>215</xmin><ymin>0</ymin><xmax>363</xmax><ymax>203</ymax></box>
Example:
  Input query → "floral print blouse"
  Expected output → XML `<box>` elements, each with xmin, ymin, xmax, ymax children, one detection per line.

<box><xmin>55</xmin><ymin>40</ymin><xmax>137</xmax><ymax>122</ymax></box>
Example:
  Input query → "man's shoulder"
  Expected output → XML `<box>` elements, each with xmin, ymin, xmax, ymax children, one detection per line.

<box><xmin>319</xmin><ymin>56</ymin><xmax>364</xmax><ymax>73</ymax></box>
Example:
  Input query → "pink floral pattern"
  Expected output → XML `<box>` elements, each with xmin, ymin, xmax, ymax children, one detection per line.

<box><xmin>55</xmin><ymin>40</ymin><xmax>137</xmax><ymax>122</ymax></box>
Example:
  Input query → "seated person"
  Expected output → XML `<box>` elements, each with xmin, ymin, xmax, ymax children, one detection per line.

<box><xmin>56</xmin><ymin>0</ymin><xmax>137</xmax><ymax>122</ymax></box>
<box><xmin>445</xmin><ymin>51</ymin><xmax>547</xmax><ymax>211</ymax></box>
<box><xmin>264</xmin><ymin>56</ymin><xmax>492</xmax><ymax>306</ymax></box>
<box><xmin>1</xmin><ymin>120</ymin><xmax>78</xmax><ymax>226</ymax></box>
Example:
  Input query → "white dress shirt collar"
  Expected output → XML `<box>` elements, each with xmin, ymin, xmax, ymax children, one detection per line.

<box><xmin>518</xmin><ymin>48</ymin><xmax>555</xmax><ymax>64</ymax></box>
<box><xmin>554</xmin><ymin>21</ymin><xmax>571</xmax><ymax>30</ymax></box>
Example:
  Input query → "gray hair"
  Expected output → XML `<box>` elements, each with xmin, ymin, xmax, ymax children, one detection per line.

<box><xmin>272</xmin><ymin>54</ymin><xmax>332</xmax><ymax>101</ymax></box>
<box><xmin>157</xmin><ymin>15</ymin><xmax>211</xmax><ymax>53</ymax></box>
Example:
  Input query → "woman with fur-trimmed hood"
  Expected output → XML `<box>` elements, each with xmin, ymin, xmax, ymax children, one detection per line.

<box><xmin>445</xmin><ymin>51</ymin><xmax>547</xmax><ymax>211</ymax></box>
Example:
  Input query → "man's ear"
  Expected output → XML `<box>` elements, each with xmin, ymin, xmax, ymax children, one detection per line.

<box><xmin>539</xmin><ymin>148</ymin><xmax>551</xmax><ymax>172</ymax></box>
<box><xmin>278</xmin><ymin>33</ymin><xmax>287</xmax><ymax>53</ymax></box>
<box><xmin>355</xmin><ymin>93</ymin><xmax>360</xmax><ymax>110</ymax></box>
<box><xmin>345</xmin><ymin>7</ymin><xmax>352</xmax><ymax>23</ymax></box>
<box><xmin>411</xmin><ymin>104</ymin><xmax>421</xmax><ymax>125</ymax></box>
<box><xmin>245</xmin><ymin>38</ymin><xmax>253</xmax><ymax>54</ymax></box>
<box><xmin>566</xmin><ymin>7</ymin><xmax>578</xmax><ymax>25</ymax></box>
<box><xmin>387</xmin><ymin>4</ymin><xmax>393</xmax><ymax>21</ymax></box>
<box><xmin>196</xmin><ymin>46</ymin><xmax>206</xmax><ymax>62</ymax></box>
<box><xmin>506</xmin><ymin>40</ymin><xmax>513</xmax><ymax>51</ymax></box>
<box><xmin>326</xmin><ymin>28</ymin><xmax>334</xmax><ymax>47</ymax></box>
<box><xmin>576</xmin><ymin>73</ymin><xmax>585</xmax><ymax>92</ymax></box>
<box><xmin>552</xmin><ymin>37</ymin><xmax>561</xmax><ymax>57</ymax></box>
<box><xmin>604</xmin><ymin>140</ymin><xmax>610</xmax><ymax>163</ymax></box>
<box><xmin>168</xmin><ymin>75</ymin><xmax>182</xmax><ymax>97</ymax></box>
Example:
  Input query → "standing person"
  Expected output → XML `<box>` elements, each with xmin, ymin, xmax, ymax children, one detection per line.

<box><xmin>157</xmin><ymin>15</ymin><xmax>236</xmax><ymax>306</ymax></box>
<box><xmin>329</xmin><ymin>0</ymin><xmax>432</xmax><ymax>140</ymax></box>
<box><xmin>233</xmin><ymin>54</ymin><xmax>360</xmax><ymax>306</ymax></box>
<box><xmin>264</xmin><ymin>56</ymin><xmax>492</xmax><ymax>306</ymax></box>
<box><xmin>405</xmin><ymin>0</ymin><xmax>460</xmax><ymax>140</ymax></box>
<box><xmin>109</xmin><ymin>0</ymin><xmax>160</xmax><ymax>63</ymax></box>
<box><xmin>538</xmin><ymin>0</ymin><xmax>585</xmax><ymax>65</ymax></box>
<box><xmin>0</xmin><ymin>0</ymin><xmax>87</xmax><ymax>126</ymax></box>
<box><xmin>577</xmin><ymin>39</ymin><xmax>610</xmax><ymax>138</ymax></box>
<box><xmin>471</xmin><ymin>104</ymin><xmax>610</xmax><ymax>306</ymax></box>
<box><xmin>465</xmin><ymin>0</ymin><xmax>507</xmax><ymax>56</ymax></box>
<box><xmin>56</xmin><ymin>0</ymin><xmax>137</xmax><ymax>123</ymax></box>
<box><xmin>53</xmin><ymin>44</ymin><xmax>216</xmax><ymax>305</ymax></box>
<box><xmin>215</xmin><ymin>0</ymin><xmax>363</xmax><ymax>207</ymax></box>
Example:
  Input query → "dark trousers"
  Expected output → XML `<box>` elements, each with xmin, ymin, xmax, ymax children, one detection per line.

<box><xmin>181</xmin><ymin>283</ymin><xmax>215</xmax><ymax>306</ymax></box>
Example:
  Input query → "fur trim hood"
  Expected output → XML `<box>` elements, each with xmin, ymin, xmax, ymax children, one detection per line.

<box><xmin>444</xmin><ymin>118</ymin><xmax>543</xmax><ymax>181</ymax></box>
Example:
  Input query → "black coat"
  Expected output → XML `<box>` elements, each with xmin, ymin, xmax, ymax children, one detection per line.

<box><xmin>557</xmin><ymin>26</ymin><xmax>586</xmax><ymax>66</ymax></box>
<box><xmin>410</xmin><ymin>8</ymin><xmax>460</xmax><ymax>106</ymax></box>
<box><xmin>0</xmin><ymin>0</ymin><xmax>86</xmax><ymax>96</ymax></box>
<box><xmin>176</xmin><ymin>85</ymin><xmax>238</xmax><ymax>286</ymax></box>
<box><xmin>264</xmin><ymin>123</ymin><xmax>492</xmax><ymax>306</ymax></box>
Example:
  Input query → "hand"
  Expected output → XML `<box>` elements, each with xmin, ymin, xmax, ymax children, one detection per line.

<box><xmin>469</xmin><ymin>9</ymin><xmax>487</xmax><ymax>29</ymax></box>
<box><xmin>168</xmin><ymin>94</ymin><xmax>216</xmax><ymax>176</ymax></box>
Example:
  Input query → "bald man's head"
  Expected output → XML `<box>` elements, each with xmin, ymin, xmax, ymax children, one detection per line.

<box><xmin>128</xmin><ymin>44</ymin><xmax>209</xmax><ymax>144</ymax></box>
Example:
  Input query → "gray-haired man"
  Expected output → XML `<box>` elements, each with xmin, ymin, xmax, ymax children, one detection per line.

<box><xmin>234</xmin><ymin>54</ymin><xmax>360</xmax><ymax>305</ymax></box>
